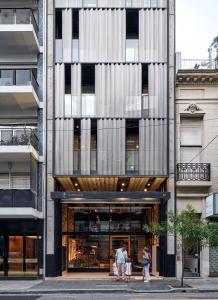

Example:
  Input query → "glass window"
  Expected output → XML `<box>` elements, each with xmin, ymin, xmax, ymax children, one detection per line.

<box><xmin>110</xmin><ymin>206</ymin><xmax>131</xmax><ymax>232</ymax></box>
<box><xmin>83</xmin><ymin>0</ymin><xmax>97</xmax><ymax>7</ymax></box>
<box><xmin>72</xmin><ymin>10</ymin><xmax>79</xmax><ymax>39</ymax></box>
<box><xmin>1</xmin><ymin>9</ymin><xmax>14</xmax><ymax>24</ymax></box>
<box><xmin>126</xmin><ymin>39</ymin><xmax>139</xmax><ymax>62</ymax></box>
<box><xmin>65</xmin><ymin>64</ymin><xmax>71</xmax><ymax>94</ymax></box>
<box><xmin>67</xmin><ymin>235</ymin><xmax>109</xmax><ymax>270</ymax></box>
<box><xmin>8</xmin><ymin>236</ymin><xmax>24</xmax><ymax>276</ymax></box>
<box><xmin>72</xmin><ymin>39</ymin><xmax>79</xmax><ymax>62</ymax></box>
<box><xmin>82</xmin><ymin>64</ymin><xmax>95</xmax><ymax>94</ymax></box>
<box><xmin>16</xmin><ymin>9</ymin><xmax>30</xmax><ymax>24</ymax></box>
<box><xmin>55</xmin><ymin>9</ymin><xmax>62</xmax><ymax>39</ymax></box>
<box><xmin>25</xmin><ymin>236</ymin><xmax>38</xmax><ymax>275</ymax></box>
<box><xmin>126</xmin><ymin>0</ymin><xmax>132</xmax><ymax>7</ymax></box>
<box><xmin>82</xmin><ymin>95</ymin><xmax>95</xmax><ymax>117</ymax></box>
<box><xmin>65</xmin><ymin>95</ymin><xmax>72</xmax><ymax>117</ymax></box>
<box><xmin>126</xmin><ymin>9</ymin><xmax>139</xmax><ymax>39</ymax></box>
<box><xmin>16</xmin><ymin>70</ymin><xmax>31</xmax><ymax>85</ymax></box>
<box><xmin>0</xmin><ymin>70</ymin><xmax>13</xmax><ymax>86</ymax></box>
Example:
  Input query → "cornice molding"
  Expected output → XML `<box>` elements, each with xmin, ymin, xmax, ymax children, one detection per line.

<box><xmin>176</xmin><ymin>70</ymin><xmax>218</xmax><ymax>86</ymax></box>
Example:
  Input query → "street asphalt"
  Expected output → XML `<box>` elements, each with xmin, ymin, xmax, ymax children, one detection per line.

<box><xmin>1</xmin><ymin>293</ymin><xmax>218</xmax><ymax>300</ymax></box>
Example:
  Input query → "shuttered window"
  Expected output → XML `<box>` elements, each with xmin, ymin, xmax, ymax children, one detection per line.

<box><xmin>0</xmin><ymin>173</ymin><xmax>30</xmax><ymax>189</ymax></box>
<box><xmin>0</xmin><ymin>174</ymin><xmax>10</xmax><ymax>189</ymax></box>
<box><xmin>180</xmin><ymin>118</ymin><xmax>202</xmax><ymax>146</ymax></box>
<box><xmin>180</xmin><ymin>118</ymin><xmax>202</xmax><ymax>163</ymax></box>
<box><xmin>180</xmin><ymin>147</ymin><xmax>201</xmax><ymax>163</ymax></box>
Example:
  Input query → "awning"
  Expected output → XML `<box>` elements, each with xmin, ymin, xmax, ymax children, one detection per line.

<box><xmin>51</xmin><ymin>191</ymin><xmax>170</xmax><ymax>204</ymax></box>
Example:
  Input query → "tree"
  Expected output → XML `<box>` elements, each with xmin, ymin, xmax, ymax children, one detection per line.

<box><xmin>143</xmin><ymin>205</ymin><xmax>218</xmax><ymax>287</ymax></box>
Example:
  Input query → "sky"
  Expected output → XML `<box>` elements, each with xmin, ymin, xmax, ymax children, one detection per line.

<box><xmin>176</xmin><ymin>0</ymin><xmax>218</xmax><ymax>59</ymax></box>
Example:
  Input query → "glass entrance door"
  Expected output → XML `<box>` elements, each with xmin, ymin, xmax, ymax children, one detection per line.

<box><xmin>8</xmin><ymin>236</ymin><xmax>24</xmax><ymax>276</ymax></box>
<box><xmin>0</xmin><ymin>236</ymin><xmax>38</xmax><ymax>277</ymax></box>
<box><xmin>109</xmin><ymin>235</ymin><xmax>130</xmax><ymax>273</ymax></box>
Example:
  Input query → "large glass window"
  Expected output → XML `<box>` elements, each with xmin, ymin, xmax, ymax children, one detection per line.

<box><xmin>81</xmin><ymin>94</ymin><xmax>95</xmax><ymax>117</ymax></box>
<box><xmin>63</xmin><ymin>205</ymin><xmax>152</xmax><ymax>233</ymax></box>
<box><xmin>83</xmin><ymin>0</ymin><xmax>97</xmax><ymax>7</ymax></box>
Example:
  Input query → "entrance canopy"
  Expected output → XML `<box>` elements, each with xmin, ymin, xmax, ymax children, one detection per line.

<box><xmin>51</xmin><ymin>191</ymin><xmax>170</xmax><ymax>204</ymax></box>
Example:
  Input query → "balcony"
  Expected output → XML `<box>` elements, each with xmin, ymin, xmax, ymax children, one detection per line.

<box><xmin>0</xmin><ymin>189</ymin><xmax>42</xmax><ymax>219</ymax></box>
<box><xmin>0</xmin><ymin>69</ymin><xmax>40</xmax><ymax>118</ymax></box>
<box><xmin>0</xmin><ymin>189</ymin><xmax>36</xmax><ymax>208</ymax></box>
<box><xmin>0</xmin><ymin>9</ymin><xmax>39</xmax><ymax>60</ymax></box>
<box><xmin>0</xmin><ymin>127</ymin><xmax>39</xmax><ymax>161</ymax></box>
<box><xmin>126</xmin><ymin>150</ymin><xmax>139</xmax><ymax>174</ymax></box>
<box><xmin>176</xmin><ymin>163</ymin><xmax>211</xmax><ymax>181</ymax></box>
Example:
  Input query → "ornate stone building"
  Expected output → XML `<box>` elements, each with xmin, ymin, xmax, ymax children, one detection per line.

<box><xmin>176</xmin><ymin>69</ymin><xmax>218</xmax><ymax>278</ymax></box>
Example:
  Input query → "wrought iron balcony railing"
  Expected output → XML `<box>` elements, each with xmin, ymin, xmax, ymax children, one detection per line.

<box><xmin>0</xmin><ymin>127</ymin><xmax>38</xmax><ymax>152</ymax></box>
<box><xmin>0</xmin><ymin>69</ymin><xmax>39</xmax><ymax>95</ymax></box>
<box><xmin>176</xmin><ymin>163</ymin><xmax>211</xmax><ymax>181</ymax></box>
<box><xmin>0</xmin><ymin>8</ymin><xmax>38</xmax><ymax>33</ymax></box>
<box><xmin>0</xmin><ymin>189</ymin><xmax>37</xmax><ymax>208</ymax></box>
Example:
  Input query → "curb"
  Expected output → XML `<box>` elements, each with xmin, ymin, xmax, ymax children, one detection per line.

<box><xmin>0</xmin><ymin>287</ymin><xmax>218</xmax><ymax>295</ymax></box>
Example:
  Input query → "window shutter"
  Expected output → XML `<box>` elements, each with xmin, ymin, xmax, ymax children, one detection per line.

<box><xmin>180</xmin><ymin>118</ymin><xmax>202</xmax><ymax>146</ymax></box>
<box><xmin>11</xmin><ymin>173</ymin><xmax>30</xmax><ymax>189</ymax></box>
<box><xmin>0</xmin><ymin>174</ymin><xmax>10</xmax><ymax>189</ymax></box>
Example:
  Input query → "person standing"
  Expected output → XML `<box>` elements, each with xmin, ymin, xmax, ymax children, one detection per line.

<box><xmin>115</xmin><ymin>243</ymin><xmax>128</xmax><ymax>280</ymax></box>
<box><xmin>142</xmin><ymin>247</ymin><xmax>151</xmax><ymax>283</ymax></box>
<box><xmin>125</xmin><ymin>257</ymin><xmax>132</xmax><ymax>282</ymax></box>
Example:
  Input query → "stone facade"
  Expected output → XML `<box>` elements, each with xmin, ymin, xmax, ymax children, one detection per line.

<box><xmin>176</xmin><ymin>69</ymin><xmax>218</xmax><ymax>278</ymax></box>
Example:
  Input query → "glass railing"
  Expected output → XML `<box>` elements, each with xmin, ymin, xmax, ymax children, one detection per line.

<box><xmin>0</xmin><ymin>189</ymin><xmax>37</xmax><ymax>208</ymax></box>
<box><xmin>73</xmin><ymin>150</ymin><xmax>81</xmax><ymax>173</ymax></box>
<box><xmin>126</xmin><ymin>150</ymin><xmax>139</xmax><ymax>173</ymax></box>
<box><xmin>0</xmin><ymin>127</ymin><xmax>38</xmax><ymax>152</ymax></box>
<box><xmin>0</xmin><ymin>8</ymin><xmax>38</xmax><ymax>33</ymax></box>
<box><xmin>0</xmin><ymin>69</ymin><xmax>39</xmax><ymax>95</ymax></box>
<box><xmin>91</xmin><ymin>149</ymin><xmax>97</xmax><ymax>173</ymax></box>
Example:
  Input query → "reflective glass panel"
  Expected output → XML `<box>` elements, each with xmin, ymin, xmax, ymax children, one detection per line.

<box><xmin>8</xmin><ymin>236</ymin><xmax>24</xmax><ymax>276</ymax></box>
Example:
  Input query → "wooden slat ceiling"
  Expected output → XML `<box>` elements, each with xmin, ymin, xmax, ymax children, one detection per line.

<box><xmin>77</xmin><ymin>177</ymin><xmax>118</xmax><ymax>192</ymax></box>
<box><xmin>128</xmin><ymin>177</ymin><xmax>149</xmax><ymax>191</ymax></box>
<box><xmin>56</xmin><ymin>177</ymin><xmax>166</xmax><ymax>192</ymax></box>
<box><xmin>149</xmin><ymin>178</ymin><xmax>166</xmax><ymax>192</ymax></box>
<box><xmin>57</xmin><ymin>177</ymin><xmax>76</xmax><ymax>191</ymax></box>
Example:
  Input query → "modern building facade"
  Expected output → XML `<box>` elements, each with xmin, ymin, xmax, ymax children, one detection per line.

<box><xmin>46</xmin><ymin>0</ymin><xmax>176</xmax><ymax>277</ymax></box>
<box><xmin>176</xmin><ymin>68</ymin><xmax>218</xmax><ymax>278</ymax></box>
<box><xmin>0</xmin><ymin>0</ymin><xmax>45</xmax><ymax>278</ymax></box>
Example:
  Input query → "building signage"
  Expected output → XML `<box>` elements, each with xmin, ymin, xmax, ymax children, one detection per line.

<box><xmin>206</xmin><ymin>193</ymin><xmax>218</xmax><ymax>218</ymax></box>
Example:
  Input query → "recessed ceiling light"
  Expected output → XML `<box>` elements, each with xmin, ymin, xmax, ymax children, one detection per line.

<box><xmin>147</xmin><ymin>183</ymin><xmax>151</xmax><ymax>187</ymax></box>
<box><xmin>77</xmin><ymin>188</ymin><xmax>80</xmax><ymax>192</ymax></box>
<box><xmin>122</xmin><ymin>183</ymin><xmax>125</xmax><ymax>186</ymax></box>
<box><xmin>75</xmin><ymin>183</ymin><xmax>78</xmax><ymax>187</ymax></box>
<box><xmin>144</xmin><ymin>188</ymin><xmax>148</xmax><ymax>192</ymax></box>
<box><xmin>121</xmin><ymin>188</ymin><xmax>124</xmax><ymax>192</ymax></box>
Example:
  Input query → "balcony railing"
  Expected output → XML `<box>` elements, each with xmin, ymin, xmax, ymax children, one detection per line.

<box><xmin>176</xmin><ymin>163</ymin><xmax>211</xmax><ymax>181</ymax></box>
<box><xmin>0</xmin><ymin>8</ymin><xmax>38</xmax><ymax>34</ymax></box>
<box><xmin>73</xmin><ymin>150</ymin><xmax>81</xmax><ymax>173</ymax></box>
<box><xmin>179</xmin><ymin>59</ymin><xmax>217</xmax><ymax>70</ymax></box>
<box><xmin>0</xmin><ymin>69</ymin><xmax>39</xmax><ymax>95</ymax></box>
<box><xmin>0</xmin><ymin>189</ymin><xmax>37</xmax><ymax>208</ymax></box>
<box><xmin>0</xmin><ymin>128</ymin><xmax>38</xmax><ymax>152</ymax></box>
<box><xmin>126</xmin><ymin>150</ymin><xmax>139</xmax><ymax>173</ymax></box>
<box><xmin>91</xmin><ymin>149</ymin><xmax>97</xmax><ymax>173</ymax></box>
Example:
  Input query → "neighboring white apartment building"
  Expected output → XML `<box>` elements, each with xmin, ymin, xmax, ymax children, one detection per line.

<box><xmin>176</xmin><ymin>68</ymin><xmax>218</xmax><ymax>278</ymax></box>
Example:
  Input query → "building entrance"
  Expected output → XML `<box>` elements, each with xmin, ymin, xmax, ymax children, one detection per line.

<box><xmin>61</xmin><ymin>203</ymin><xmax>160</xmax><ymax>274</ymax></box>
<box><xmin>0</xmin><ymin>235</ymin><xmax>39</xmax><ymax>277</ymax></box>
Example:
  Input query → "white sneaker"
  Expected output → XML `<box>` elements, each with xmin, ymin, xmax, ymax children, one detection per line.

<box><xmin>144</xmin><ymin>279</ymin><xmax>148</xmax><ymax>283</ymax></box>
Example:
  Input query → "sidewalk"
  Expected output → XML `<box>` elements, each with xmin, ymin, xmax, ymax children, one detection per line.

<box><xmin>0</xmin><ymin>277</ymin><xmax>218</xmax><ymax>294</ymax></box>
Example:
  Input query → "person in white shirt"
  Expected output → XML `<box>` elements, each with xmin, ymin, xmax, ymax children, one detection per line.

<box><xmin>115</xmin><ymin>243</ymin><xmax>128</xmax><ymax>280</ymax></box>
<box><xmin>125</xmin><ymin>257</ymin><xmax>132</xmax><ymax>282</ymax></box>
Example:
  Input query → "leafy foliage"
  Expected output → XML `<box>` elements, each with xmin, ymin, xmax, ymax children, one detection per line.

<box><xmin>143</xmin><ymin>205</ymin><xmax>218</xmax><ymax>286</ymax></box>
